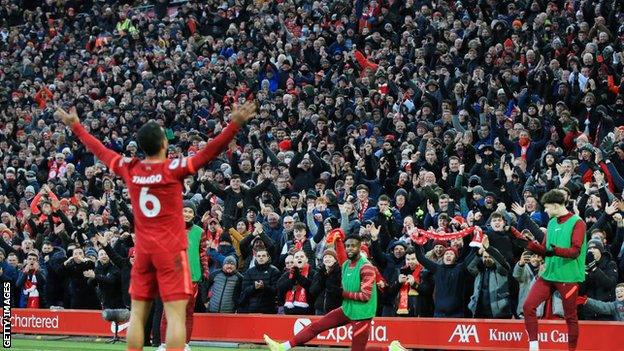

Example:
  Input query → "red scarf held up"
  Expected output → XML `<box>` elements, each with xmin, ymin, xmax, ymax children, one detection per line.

<box><xmin>410</xmin><ymin>226</ymin><xmax>476</xmax><ymax>244</ymax></box>
<box><xmin>397</xmin><ymin>264</ymin><xmax>423</xmax><ymax>315</ymax></box>
<box><xmin>284</xmin><ymin>264</ymin><xmax>310</xmax><ymax>309</ymax></box>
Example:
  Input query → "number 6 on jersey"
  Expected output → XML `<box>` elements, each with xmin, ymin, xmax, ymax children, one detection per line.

<box><xmin>139</xmin><ymin>187</ymin><xmax>161</xmax><ymax>217</ymax></box>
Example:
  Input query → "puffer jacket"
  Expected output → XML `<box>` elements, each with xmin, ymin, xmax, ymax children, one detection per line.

<box><xmin>206</xmin><ymin>270</ymin><xmax>243</xmax><ymax>313</ymax></box>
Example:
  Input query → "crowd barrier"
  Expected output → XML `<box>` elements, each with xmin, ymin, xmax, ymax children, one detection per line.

<box><xmin>5</xmin><ymin>309</ymin><xmax>624</xmax><ymax>350</ymax></box>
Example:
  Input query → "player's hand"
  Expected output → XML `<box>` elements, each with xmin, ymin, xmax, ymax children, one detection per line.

<box><xmin>231</xmin><ymin>101</ymin><xmax>257</xmax><ymax>126</ymax></box>
<box><xmin>55</xmin><ymin>106</ymin><xmax>80</xmax><ymax>126</ymax></box>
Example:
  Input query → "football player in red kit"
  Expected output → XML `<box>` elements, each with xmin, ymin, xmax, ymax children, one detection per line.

<box><xmin>56</xmin><ymin>102</ymin><xmax>256</xmax><ymax>351</ymax></box>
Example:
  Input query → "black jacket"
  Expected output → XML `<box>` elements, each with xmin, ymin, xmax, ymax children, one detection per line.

<box><xmin>582</xmin><ymin>253</ymin><xmax>619</xmax><ymax>320</ymax></box>
<box><xmin>41</xmin><ymin>246</ymin><xmax>67</xmax><ymax>306</ymax></box>
<box><xmin>238</xmin><ymin>261</ymin><xmax>280</xmax><ymax>313</ymax></box>
<box><xmin>386</xmin><ymin>265</ymin><xmax>433</xmax><ymax>317</ymax></box>
<box><xmin>371</xmin><ymin>239</ymin><xmax>406</xmax><ymax>305</ymax></box>
<box><xmin>310</xmin><ymin>262</ymin><xmax>342</xmax><ymax>314</ymax></box>
<box><xmin>102</xmin><ymin>242</ymin><xmax>132</xmax><ymax>308</ymax></box>
<box><xmin>415</xmin><ymin>246</ymin><xmax>478</xmax><ymax>317</ymax></box>
<box><xmin>88</xmin><ymin>261</ymin><xmax>123</xmax><ymax>309</ymax></box>
<box><xmin>63</xmin><ymin>259</ymin><xmax>99</xmax><ymax>309</ymax></box>
<box><xmin>278</xmin><ymin>266</ymin><xmax>316</xmax><ymax>315</ymax></box>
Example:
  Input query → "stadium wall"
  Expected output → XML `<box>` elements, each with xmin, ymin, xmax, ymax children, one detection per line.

<box><xmin>6</xmin><ymin>309</ymin><xmax>624</xmax><ymax>350</ymax></box>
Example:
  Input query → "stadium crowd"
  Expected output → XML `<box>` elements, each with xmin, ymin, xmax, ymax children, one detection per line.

<box><xmin>1</xmin><ymin>0</ymin><xmax>624</xmax><ymax>343</ymax></box>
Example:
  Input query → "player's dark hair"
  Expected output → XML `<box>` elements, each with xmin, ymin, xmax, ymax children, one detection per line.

<box><xmin>137</xmin><ymin>121</ymin><xmax>165</xmax><ymax>156</ymax></box>
<box><xmin>541</xmin><ymin>189</ymin><xmax>566</xmax><ymax>205</ymax></box>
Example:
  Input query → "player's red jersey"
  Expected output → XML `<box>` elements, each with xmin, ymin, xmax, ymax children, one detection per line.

<box><xmin>112</xmin><ymin>157</ymin><xmax>190</xmax><ymax>253</ymax></box>
<box><xmin>71</xmin><ymin>121</ymin><xmax>240</xmax><ymax>254</ymax></box>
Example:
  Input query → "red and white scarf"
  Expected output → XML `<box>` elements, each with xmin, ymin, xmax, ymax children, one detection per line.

<box><xmin>48</xmin><ymin>160</ymin><xmax>67</xmax><ymax>180</ymax></box>
<box><xmin>284</xmin><ymin>264</ymin><xmax>310</xmax><ymax>309</ymax></box>
<box><xmin>358</xmin><ymin>199</ymin><xmax>369</xmax><ymax>221</ymax></box>
<box><xmin>397</xmin><ymin>264</ymin><xmax>423</xmax><ymax>315</ymax></box>
<box><xmin>23</xmin><ymin>273</ymin><xmax>40</xmax><ymax>308</ymax></box>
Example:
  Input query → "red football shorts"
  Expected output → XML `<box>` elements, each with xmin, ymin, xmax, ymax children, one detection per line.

<box><xmin>129</xmin><ymin>249</ymin><xmax>193</xmax><ymax>302</ymax></box>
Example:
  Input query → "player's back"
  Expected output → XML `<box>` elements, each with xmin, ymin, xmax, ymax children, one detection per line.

<box><xmin>118</xmin><ymin>157</ymin><xmax>187</xmax><ymax>254</ymax></box>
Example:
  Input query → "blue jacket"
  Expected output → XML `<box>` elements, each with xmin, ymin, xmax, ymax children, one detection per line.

<box><xmin>208</xmin><ymin>244</ymin><xmax>238</xmax><ymax>274</ymax></box>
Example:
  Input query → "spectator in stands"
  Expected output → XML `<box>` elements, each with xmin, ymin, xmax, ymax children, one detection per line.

<box><xmin>85</xmin><ymin>247</ymin><xmax>123</xmax><ymax>309</ymax></box>
<box><xmin>278</xmin><ymin>250</ymin><xmax>316</xmax><ymax>315</ymax></box>
<box><xmin>415</xmin><ymin>239</ymin><xmax>478</xmax><ymax>317</ymax></box>
<box><xmin>577</xmin><ymin>283</ymin><xmax>624</xmax><ymax>321</ymax></box>
<box><xmin>467</xmin><ymin>236</ymin><xmax>512</xmax><ymax>318</ymax></box>
<box><xmin>386</xmin><ymin>247</ymin><xmax>431</xmax><ymax>317</ymax></box>
<box><xmin>205</xmin><ymin>256</ymin><xmax>242</xmax><ymax>313</ymax></box>
<box><xmin>40</xmin><ymin>241</ymin><xmax>67</xmax><ymax>308</ymax></box>
<box><xmin>581</xmin><ymin>239</ymin><xmax>619</xmax><ymax>320</ymax></box>
<box><xmin>16</xmin><ymin>252</ymin><xmax>46</xmax><ymax>308</ymax></box>
<box><xmin>370</xmin><ymin>223</ymin><xmax>407</xmax><ymax>316</ymax></box>
<box><xmin>310</xmin><ymin>249</ymin><xmax>342</xmax><ymax>315</ymax></box>
<box><xmin>238</xmin><ymin>249</ymin><xmax>280</xmax><ymax>314</ymax></box>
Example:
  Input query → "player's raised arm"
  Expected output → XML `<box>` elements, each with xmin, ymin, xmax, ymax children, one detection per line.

<box><xmin>186</xmin><ymin>101</ymin><xmax>257</xmax><ymax>174</ymax></box>
<box><xmin>55</xmin><ymin>106</ymin><xmax>122</xmax><ymax>173</ymax></box>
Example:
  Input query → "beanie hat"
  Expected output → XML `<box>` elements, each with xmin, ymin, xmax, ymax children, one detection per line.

<box><xmin>588</xmin><ymin>239</ymin><xmax>605</xmax><ymax>253</ymax></box>
<box><xmin>223</xmin><ymin>255</ymin><xmax>237</xmax><ymax>266</ymax></box>
<box><xmin>183</xmin><ymin>200</ymin><xmax>197</xmax><ymax>214</ymax></box>
<box><xmin>25</xmin><ymin>185</ymin><xmax>35</xmax><ymax>194</ymax></box>
<box><xmin>472</xmin><ymin>185</ymin><xmax>486</xmax><ymax>197</ymax></box>
<box><xmin>504</xmin><ymin>38</ymin><xmax>514</xmax><ymax>48</ymax></box>
<box><xmin>85</xmin><ymin>247</ymin><xmax>98</xmax><ymax>258</ymax></box>
<box><xmin>453</xmin><ymin>215</ymin><xmax>466</xmax><ymax>225</ymax></box>
<box><xmin>322</xmin><ymin>249</ymin><xmax>338</xmax><ymax>261</ymax></box>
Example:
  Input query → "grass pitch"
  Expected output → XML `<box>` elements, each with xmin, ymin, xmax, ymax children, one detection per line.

<box><xmin>9</xmin><ymin>338</ymin><xmax>262</xmax><ymax>351</ymax></box>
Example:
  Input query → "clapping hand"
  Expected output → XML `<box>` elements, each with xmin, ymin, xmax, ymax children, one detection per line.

<box><xmin>83</xmin><ymin>269</ymin><xmax>95</xmax><ymax>278</ymax></box>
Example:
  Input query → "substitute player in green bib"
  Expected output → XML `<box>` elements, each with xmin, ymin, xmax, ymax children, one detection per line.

<box><xmin>158</xmin><ymin>201</ymin><xmax>204</xmax><ymax>351</ymax></box>
<box><xmin>522</xmin><ymin>190</ymin><xmax>587</xmax><ymax>351</ymax></box>
<box><xmin>264</xmin><ymin>234</ymin><xmax>406</xmax><ymax>351</ymax></box>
